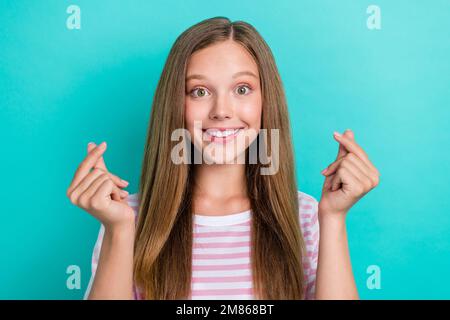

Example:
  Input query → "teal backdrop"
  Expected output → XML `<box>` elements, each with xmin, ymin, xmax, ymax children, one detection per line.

<box><xmin>1</xmin><ymin>0</ymin><xmax>449</xmax><ymax>299</ymax></box>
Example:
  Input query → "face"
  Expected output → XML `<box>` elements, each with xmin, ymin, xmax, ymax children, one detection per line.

<box><xmin>185</xmin><ymin>40</ymin><xmax>262</xmax><ymax>164</ymax></box>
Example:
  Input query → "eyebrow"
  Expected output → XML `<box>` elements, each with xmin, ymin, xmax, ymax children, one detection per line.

<box><xmin>185</xmin><ymin>71</ymin><xmax>258</xmax><ymax>82</ymax></box>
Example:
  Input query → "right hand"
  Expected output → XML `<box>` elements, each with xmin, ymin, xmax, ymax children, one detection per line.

<box><xmin>67</xmin><ymin>141</ymin><xmax>135</xmax><ymax>230</ymax></box>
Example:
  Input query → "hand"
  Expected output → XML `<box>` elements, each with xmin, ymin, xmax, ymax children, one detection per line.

<box><xmin>66</xmin><ymin>142</ymin><xmax>135</xmax><ymax>230</ymax></box>
<box><xmin>319</xmin><ymin>129</ymin><xmax>380</xmax><ymax>219</ymax></box>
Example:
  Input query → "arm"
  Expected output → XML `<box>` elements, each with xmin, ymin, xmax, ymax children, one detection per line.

<box><xmin>87</xmin><ymin>223</ymin><xmax>135</xmax><ymax>300</ymax></box>
<box><xmin>315</xmin><ymin>129</ymin><xmax>380</xmax><ymax>299</ymax></box>
<box><xmin>66</xmin><ymin>141</ymin><xmax>137</xmax><ymax>299</ymax></box>
<box><xmin>314</xmin><ymin>212</ymin><xmax>358</xmax><ymax>299</ymax></box>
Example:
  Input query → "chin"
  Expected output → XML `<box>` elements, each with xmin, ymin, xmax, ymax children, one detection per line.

<box><xmin>202</xmin><ymin>147</ymin><xmax>247</xmax><ymax>165</ymax></box>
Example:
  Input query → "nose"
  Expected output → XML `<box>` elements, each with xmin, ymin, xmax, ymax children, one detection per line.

<box><xmin>209</xmin><ymin>93</ymin><xmax>233</xmax><ymax>121</ymax></box>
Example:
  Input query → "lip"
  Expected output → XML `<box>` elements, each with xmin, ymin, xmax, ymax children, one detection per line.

<box><xmin>202</xmin><ymin>127</ymin><xmax>244</xmax><ymax>131</ymax></box>
<box><xmin>202</xmin><ymin>127</ymin><xmax>245</xmax><ymax>144</ymax></box>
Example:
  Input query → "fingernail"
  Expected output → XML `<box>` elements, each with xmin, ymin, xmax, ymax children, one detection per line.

<box><xmin>88</xmin><ymin>142</ymin><xmax>95</xmax><ymax>147</ymax></box>
<box><xmin>121</xmin><ymin>179</ymin><xmax>129</xmax><ymax>186</ymax></box>
<box><xmin>98</xmin><ymin>141</ymin><xmax>106</xmax><ymax>149</ymax></box>
<box><xmin>321</xmin><ymin>168</ymin><xmax>327</xmax><ymax>175</ymax></box>
<box><xmin>333</xmin><ymin>131</ymin><xmax>341</xmax><ymax>138</ymax></box>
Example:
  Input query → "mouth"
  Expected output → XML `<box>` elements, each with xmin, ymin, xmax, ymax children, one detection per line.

<box><xmin>202</xmin><ymin>127</ymin><xmax>245</xmax><ymax>143</ymax></box>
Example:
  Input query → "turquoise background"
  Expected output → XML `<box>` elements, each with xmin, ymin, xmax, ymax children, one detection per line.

<box><xmin>1</xmin><ymin>0</ymin><xmax>449</xmax><ymax>299</ymax></box>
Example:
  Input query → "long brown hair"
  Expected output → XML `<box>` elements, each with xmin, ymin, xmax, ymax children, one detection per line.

<box><xmin>133</xmin><ymin>16</ymin><xmax>305</xmax><ymax>299</ymax></box>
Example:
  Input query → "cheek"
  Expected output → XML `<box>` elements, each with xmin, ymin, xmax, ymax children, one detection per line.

<box><xmin>238</xmin><ymin>96</ymin><xmax>262</xmax><ymax>128</ymax></box>
<box><xmin>185</xmin><ymin>101</ymin><xmax>208</xmax><ymax>130</ymax></box>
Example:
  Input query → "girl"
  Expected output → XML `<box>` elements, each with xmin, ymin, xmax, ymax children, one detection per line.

<box><xmin>67</xmin><ymin>17</ymin><xmax>380</xmax><ymax>300</ymax></box>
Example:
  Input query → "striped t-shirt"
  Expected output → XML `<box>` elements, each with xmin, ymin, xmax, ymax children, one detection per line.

<box><xmin>84</xmin><ymin>191</ymin><xmax>320</xmax><ymax>300</ymax></box>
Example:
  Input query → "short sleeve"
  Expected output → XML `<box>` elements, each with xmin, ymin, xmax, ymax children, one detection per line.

<box><xmin>83</xmin><ymin>193</ymin><xmax>141</xmax><ymax>300</ymax></box>
<box><xmin>298</xmin><ymin>191</ymin><xmax>320</xmax><ymax>300</ymax></box>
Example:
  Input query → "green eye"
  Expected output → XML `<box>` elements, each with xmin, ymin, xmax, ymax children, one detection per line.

<box><xmin>191</xmin><ymin>88</ymin><xmax>209</xmax><ymax>97</ymax></box>
<box><xmin>236</xmin><ymin>85</ymin><xmax>251</xmax><ymax>95</ymax></box>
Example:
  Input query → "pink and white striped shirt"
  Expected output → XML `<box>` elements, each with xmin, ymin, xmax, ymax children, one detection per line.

<box><xmin>84</xmin><ymin>191</ymin><xmax>320</xmax><ymax>300</ymax></box>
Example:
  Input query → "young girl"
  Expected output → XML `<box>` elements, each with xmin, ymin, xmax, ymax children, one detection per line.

<box><xmin>67</xmin><ymin>17</ymin><xmax>380</xmax><ymax>300</ymax></box>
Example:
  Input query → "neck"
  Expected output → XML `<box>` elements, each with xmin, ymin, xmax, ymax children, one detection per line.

<box><xmin>193</xmin><ymin>163</ymin><xmax>247</xmax><ymax>199</ymax></box>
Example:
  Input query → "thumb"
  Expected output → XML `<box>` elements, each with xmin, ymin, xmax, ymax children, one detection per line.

<box><xmin>335</xmin><ymin>134</ymin><xmax>348</xmax><ymax>161</ymax></box>
<box><xmin>334</xmin><ymin>129</ymin><xmax>355</xmax><ymax>160</ymax></box>
<box><xmin>345</xmin><ymin>128</ymin><xmax>355</xmax><ymax>140</ymax></box>
<box><xmin>87</xmin><ymin>142</ymin><xmax>108</xmax><ymax>172</ymax></box>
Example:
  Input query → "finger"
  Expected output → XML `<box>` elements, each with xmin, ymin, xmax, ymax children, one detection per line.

<box><xmin>323</xmin><ymin>152</ymin><xmax>377</xmax><ymax>180</ymax></box>
<box><xmin>330</xmin><ymin>172</ymin><xmax>341</xmax><ymax>192</ymax></box>
<box><xmin>109</xmin><ymin>172</ymin><xmax>129</xmax><ymax>188</ymax></box>
<box><xmin>92</xmin><ymin>179</ymin><xmax>122</xmax><ymax>209</ymax></box>
<box><xmin>330</xmin><ymin>166</ymin><xmax>362</xmax><ymax>195</ymax></box>
<box><xmin>346</xmin><ymin>129</ymin><xmax>355</xmax><ymax>141</ymax></box>
<box><xmin>83</xmin><ymin>173</ymin><xmax>128</xmax><ymax>201</ymax></box>
<box><xmin>330</xmin><ymin>169</ymin><xmax>343</xmax><ymax>192</ymax></box>
<box><xmin>120</xmin><ymin>188</ymin><xmax>129</xmax><ymax>196</ymax></box>
<box><xmin>335</xmin><ymin>157</ymin><xmax>373</xmax><ymax>192</ymax></box>
<box><xmin>87</xmin><ymin>142</ymin><xmax>108</xmax><ymax>172</ymax></box>
<box><xmin>333</xmin><ymin>131</ymin><xmax>379</xmax><ymax>175</ymax></box>
<box><xmin>347</xmin><ymin>153</ymin><xmax>379</xmax><ymax>185</ymax></box>
<box><xmin>323</xmin><ymin>173</ymin><xmax>335</xmax><ymax>192</ymax></box>
<box><xmin>334</xmin><ymin>130</ymin><xmax>353</xmax><ymax>161</ymax></box>
<box><xmin>110</xmin><ymin>182</ymin><xmax>122</xmax><ymax>202</ymax></box>
<box><xmin>86</xmin><ymin>179</ymin><xmax>117</xmax><ymax>212</ymax></box>
<box><xmin>320</xmin><ymin>129</ymin><xmax>352</xmax><ymax>176</ymax></box>
<box><xmin>88</xmin><ymin>142</ymin><xmax>129</xmax><ymax>188</ymax></box>
<box><xmin>69</xmin><ymin>169</ymin><xmax>105</xmax><ymax>203</ymax></box>
<box><xmin>68</xmin><ymin>142</ymin><xmax>107</xmax><ymax>194</ymax></box>
<box><xmin>78</xmin><ymin>175</ymin><xmax>125</xmax><ymax>208</ymax></box>
<box><xmin>71</xmin><ymin>167</ymin><xmax>129</xmax><ymax>201</ymax></box>
<box><xmin>77</xmin><ymin>173</ymin><xmax>110</xmax><ymax>207</ymax></box>
<box><xmin>323</xmin><ymin>158</ymin><xmax>380</xmax><ymax>193</ymax></box>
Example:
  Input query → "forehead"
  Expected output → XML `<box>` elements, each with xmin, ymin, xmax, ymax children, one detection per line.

<box><xmin>186</xmin><ymin>40</ymin><xmax>259</xmax><ymax>78</ymax></box>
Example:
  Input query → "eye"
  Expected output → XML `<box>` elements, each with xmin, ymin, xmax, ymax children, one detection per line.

<box><xmin>190</xmin><ymin>87</ymin><xmax>210</xmax><ymax>98</ymax></box>
<box><xmin>235</xmin><ymin>84</ymin><xmax>252</xmax><ymax>95</ymax></box>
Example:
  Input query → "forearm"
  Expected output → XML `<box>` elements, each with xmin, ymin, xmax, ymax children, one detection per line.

<box><xmin>87</xmin><ymin>224</ymin><xmax>135</xmax><ymax>299</ymax></box>
<box><xmin>314</xmin><ymin>212</ymin><xmax>359</xmax><ymax>300</ymax></box>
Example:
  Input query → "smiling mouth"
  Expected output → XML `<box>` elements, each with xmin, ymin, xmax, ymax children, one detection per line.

<box><xmin>202</xmin><ymin>128</ymin><xmax>245</xmax><ymax>143</ymax></box>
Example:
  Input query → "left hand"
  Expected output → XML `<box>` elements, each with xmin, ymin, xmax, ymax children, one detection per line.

<box><xmin>319</xmin><ymin>129</ymin><xmax>380</xmax><ymax>218</ymax></box>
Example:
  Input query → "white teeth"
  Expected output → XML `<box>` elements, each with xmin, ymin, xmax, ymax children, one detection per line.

<box><xmin>206</xmin><ymin>128</ymin><xmax>240</xmax><ymax>138</ymax></box>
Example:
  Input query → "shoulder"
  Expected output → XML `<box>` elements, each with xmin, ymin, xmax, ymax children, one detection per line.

<box><xmin>297</xmin><ymin>190</ymin><xmax>319</xmax><ymax>208</ymax></box>
<box><xmin>297</xmin><ymin>191</ymin><xmax>320</xmax><ymax>299</ymax></box>
<box><xmin>125</xmin><ymin>192</ymin><xmax>318</xmax><ymax>216</ymax></box>
<box><xmin>296</xmin><ymin>190</ymin><xmax>320</xmax><ymax>236</ymax></box>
